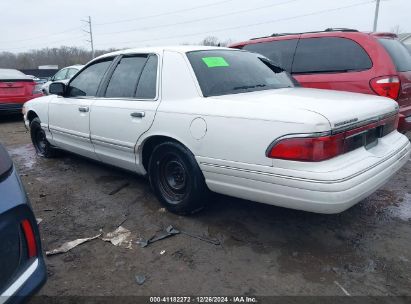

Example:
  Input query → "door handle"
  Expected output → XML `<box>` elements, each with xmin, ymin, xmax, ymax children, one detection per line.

<box><xmin>78</xmin><ymin>106</ymin><xmax>89</xmax><ymax>113</ymax></box>
<box><xmin>130</xmin><ymin>111</ymin><xmax>145</xmax><ymax>118</ymax></box>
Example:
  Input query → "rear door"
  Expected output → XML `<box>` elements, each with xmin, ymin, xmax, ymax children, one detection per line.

<box><xmin>291</xmin><ymin>37</ymin><xmax>373</xmax><ymax>94</ymax></box>
<box><xmin>48</xmin><ymin>58</ymin><xmax>113</xmax><ymax>159</ymax></box>
<box><xmin>377</xmin><ymin>37</ymin><xmax>411</xmax><ymax>108</ymax></box>
<box><xmin>90</xmin><ymin>53</ymin><xmax>160</xmax><ymax>171</ymax></box>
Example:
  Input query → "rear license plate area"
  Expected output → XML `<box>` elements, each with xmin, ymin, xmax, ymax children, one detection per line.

<box><xmin>365</xmin><ymin>128</ymin><xmax>379</xmax><ymax>150</ymax></box>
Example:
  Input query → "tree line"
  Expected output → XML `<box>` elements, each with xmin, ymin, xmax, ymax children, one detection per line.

<box><xmin>0</xmin><ymin>36</ymin><xmax>232</xmax><ymax>70</ymax></box>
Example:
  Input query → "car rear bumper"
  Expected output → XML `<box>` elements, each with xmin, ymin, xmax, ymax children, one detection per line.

<box><xmin>0</xmin><ymin>103</ymin><xmax>23</xmax><ymax>113</ymax></box>
<box><xmin>0</xmin><ymin>258</ymin><xmax>47</xmax><ymax>304</ymax></box>
<box><xmin>199</xmin><ymin>135</ymin><xmax>411</xmax><ymax>214</ymax></box>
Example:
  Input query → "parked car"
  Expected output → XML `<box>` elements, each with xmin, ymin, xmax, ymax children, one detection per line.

<box><xmin>0</xmin><ymin>143</ymin><xmax>46</xmax><ymax>303</ymax></box>
<box><xmin>0</xmin><ymin>69</ymin><xmax>42</xmax><ymax>114</ymax></box>
<box><xmin>23</xmin><ymin>46</ymin><xmax>410</xmax><ymax>215</ymax></box>
<box><xmin>41</xmin><ymin>65</ymin><xmax>84</xmax><ymax>95</ymax></box>
<box><xmin>229</xmin><ymin>29</ymin><xmax>411</xmax><ymax>133</ymax></box>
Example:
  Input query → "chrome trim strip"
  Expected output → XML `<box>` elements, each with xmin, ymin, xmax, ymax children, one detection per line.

<box><xmin>91</xmin><ymin>137</ymin><xmax>134</xmax><ymax>150</ymax></box>
<box><xmin>332</xmin><ymin>110</ymin><xmax>398</xmax><ymax>134</ymax></box>
<box><xmin>49</xmin><ymin>127</ymin><xmax>89</xmax><ymax>140</ymax></box>
<box><xmin>204</xmin><ymin>141</ymin><xmax>410</xmax><ymax>184</ymax></box>
<box><xmin>0</xmin><ymin>259</ymin><xmax>39</xmax><ymax>300</ymax></box>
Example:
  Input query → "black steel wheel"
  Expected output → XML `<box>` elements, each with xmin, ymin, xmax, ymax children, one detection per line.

<box><xmin>30</xmin><ymin>117</ymin><xmax>57</xmax><ymax>158</ymax></box>
<box><xmin>148</xmin><ymin>141</ymin><xmax>208</xmax><ymax>214</ymax></box>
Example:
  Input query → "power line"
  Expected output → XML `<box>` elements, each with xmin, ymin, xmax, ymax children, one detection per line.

<box><xmin>94</xmin><ymin>0</ymin><xmax>235</xmax><ymax>26</ymax></box>
<box><xmin>95</xmin><ymin>0</ymin><xmax>299</xmax><ymax>37</ymax></box>
<box><xmin>95</xmin><ymin>0</ymin><xmax>375</xmax><ymax>48</ymax></box>
<box><xmin>0</xmin><ymin>27</ymin><xmax>81</xmax><ymax>45</ymax></box>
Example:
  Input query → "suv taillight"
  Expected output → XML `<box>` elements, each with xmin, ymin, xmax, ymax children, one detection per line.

<box><xmin>21</xmin><ymin>219</ymin><xmax>37</xmax><ymax>258</ymax></box>
<box><xmin>267</xmin><ymin>114</ymin><xmax>398</xmax><ymax>162</ymax></box>
<box><xmin>370</xmin><ymin>76</ymin><xmax>401</xmax><ymax>100</ymax></box>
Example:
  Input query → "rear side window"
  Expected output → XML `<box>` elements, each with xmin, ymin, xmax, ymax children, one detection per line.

<box><xmin>292</xmin><ymin>37</ymin><xmax>372</xmax><ymax>74</ymax></box>
<box><xmin>135</xmin><ymin>55</ymin><xmax>158</xmax><ymax>99</ymax></box>
<box><xmin>68</xmin><ymin>59</ymin><xmax>112</xmax><ymax>97</ymax></box>
<box><xmin>243</xmin><ymin>39</ymin><xmax>298</xmax><ymax>72</ymax></box>
<box><xmin>378</xmin><ymin>38</ymin><xmax>411</xmax><ymax>72</ymax></box>
<box><xmin>105</xmin><ymin>55</ymin><xmax>147</xmax><ymax>98</ymax></box>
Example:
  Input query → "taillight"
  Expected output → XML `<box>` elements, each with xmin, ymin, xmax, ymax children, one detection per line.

<box><xmin>370</xmin><ymin>76</ymin><xmax>401</xmax><ymax>100</ymax></box>
<box><xmin>267</xmin><ymin>114</ymin><xmax>399</xmax><ymax>162</ymax></box>
<box><xmin>21</xmin><ymin>219</ymin><xmax>37</xmax><ymax>258</ymax></box>
<box><xmin>267</xmin><ymin>134</ymin><xmax>345</xmax><ymax>162</ymax></box>
<box><xmin>33</xmin><ymin>84</ymin><xmax>42</xmax><ymax>95</ymax></box>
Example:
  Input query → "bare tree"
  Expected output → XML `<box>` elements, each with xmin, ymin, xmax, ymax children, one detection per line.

<box><xmin>199</xmin><ymin>36</ymin><xmax>233</xmax><ymax>47</ymax></box>
<box><xmin>0</xmin><ymin>46</ymin><xmax>117</xmax><ymax>69</ymax></box>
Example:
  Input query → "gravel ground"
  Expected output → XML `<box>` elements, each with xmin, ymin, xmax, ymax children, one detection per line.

<box><xmin>1</xmin><ymin>114</ymin><xmax>411</xmax><ymax>297</ymax></box>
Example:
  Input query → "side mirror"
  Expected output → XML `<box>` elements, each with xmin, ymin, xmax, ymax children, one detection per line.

<box><xmin>49</xmin><ymin>82</ymin><xmax>66</xmax><ymax>96</ymax></box>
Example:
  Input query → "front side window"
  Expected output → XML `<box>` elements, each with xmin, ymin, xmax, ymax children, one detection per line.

<box><xmin>187</xmin><ymin>50</ymin><xmax>294</xmax><ymax>97</ymax></box>
<box><xmin>292</xmin><ymin>37</ymin><xmax>372</xmax><ymax>74</ymax></box>
<box><xmin>243</xmin><ymin>39</ymin><xmax>298</xmax><ymax>72</ymax></box>
<box><xmin>66</xmin><ymin>68</ymin><xmax>79</xmax><ymax>79</ymax></box>
<box><xmin>67</xmin><ymin>59</ymin><xmax>112</xmax><ymax>97</ymax></box>
<box><xmin>53</xmin><ymin>69</ymin><xmax>68</xmax><ymax>81</ymax></box>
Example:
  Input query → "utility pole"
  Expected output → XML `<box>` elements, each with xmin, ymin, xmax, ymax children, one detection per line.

<box><xmin>82</xmin><ymin>16</ymin><xmax>95</xmax><ymax>59</ymax></box>
<box><xmin>373</xmin><ymin>0</ymin><xmax>381</xmax><ymax>32</ymax></box>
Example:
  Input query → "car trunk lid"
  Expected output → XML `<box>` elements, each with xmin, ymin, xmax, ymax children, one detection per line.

<box><xmin>0</xmin><ymin>81</ymin><xmax>31</xmax><ymax>98</ymax></box>
<box><xmin>211</xmin><ymin>88</ymin><xmax>397</xmax><ymax>130</ymax></box>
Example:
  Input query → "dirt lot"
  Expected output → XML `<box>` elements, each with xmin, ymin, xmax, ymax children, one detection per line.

<box><xmin>1</xmin><ymin>114</ymin><xmax>411</xmax><ymax>297</ymax></box>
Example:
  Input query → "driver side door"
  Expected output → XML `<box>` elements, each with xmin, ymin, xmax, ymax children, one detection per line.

<box><xmin>48</xmin><ymin>58</ymin><xmax>114</xmax><ymax>159</ymax></box>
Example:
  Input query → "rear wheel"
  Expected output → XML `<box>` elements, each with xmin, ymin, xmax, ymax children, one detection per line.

<box><xmin>30</xmin><ymin>117</ymin><xmax>57</xmax><ymax>158</ymax></box>
<box><xmin>148</xmin><ymin>141</ymin><xmax>208</xmax><ymax>215</ymax></box>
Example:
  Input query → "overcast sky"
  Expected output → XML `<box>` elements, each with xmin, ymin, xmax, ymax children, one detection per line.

<box><xmin>0</xmin><ymin>0</ymin><xmax>409</xmax><ymax>53</ymax></box>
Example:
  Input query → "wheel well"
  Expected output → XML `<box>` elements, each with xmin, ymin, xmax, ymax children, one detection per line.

<box><xmin>141</xmin><ymin>135</ymin><xmax>181</xmax><ymax>171</ymax></box>
<box><xmin>27</xmin><ymin>111</ymin><xmax>38</xmax><ymax>123</ymax></box>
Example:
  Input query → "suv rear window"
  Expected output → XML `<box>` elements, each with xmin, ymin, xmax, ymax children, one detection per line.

<box><xmin>242</xmin><ymin>39</ymin><xmax>298</xmax><ymax>72</ymax></box>
<box><xmin>292</xmin><ymin>37</ymin><xmax>372</xmax><ymax>74</ymax></box>
<box><xmin>378</xmin><ymin>38</ymin><xmax>411</xmax><ymax>72</ymax></box>
<box><xmin>187</xmin><ymin>50</ymin><xmax>295</xmax><ymax>97</ymax></box>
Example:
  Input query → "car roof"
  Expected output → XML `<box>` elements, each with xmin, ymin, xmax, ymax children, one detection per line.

<box><xmin>95</xmin><ymin>45</ymin><xmax>235</xmax><ymax>61</ymax></box>
<box><xmin>63</xmin><ymin>65</ymin><xmax>84</xmax><ymax>70</ymax></box>
<box><xmin>230</xmin><ymin>30</ymin><xmax>399</xmax><ymax>48</ymax></box>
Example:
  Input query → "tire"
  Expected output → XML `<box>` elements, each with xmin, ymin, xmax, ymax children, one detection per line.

<box><xmin>148</xmin><ymin>141</ymin><xmax>208</xmax><ymax>215</ymax></box>
<box><xmin>30</xmin><ymin>117</ymin><xmax>57</xmax><ymax>158</ymax></box>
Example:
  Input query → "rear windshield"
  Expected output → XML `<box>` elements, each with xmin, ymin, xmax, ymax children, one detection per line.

<box><xmin>0</xmin><ymin>69</ymin><xmax>30</xmax><ymax>81</ymax></box>
<box><xmin>378</xmin><ymin>38</ymin><xmax>411</xmax><ymax>72</ymax></box>
<box><xmin>187</xmin><ymin>50</ymin><xmax>295</xmax><ymax>97</ymax></box>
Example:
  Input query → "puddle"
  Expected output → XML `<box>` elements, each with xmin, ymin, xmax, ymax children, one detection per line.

<box><xmin>8</xmin><ymin>144</ymin><xmax>38</xmax><ymax>170</ymax></box>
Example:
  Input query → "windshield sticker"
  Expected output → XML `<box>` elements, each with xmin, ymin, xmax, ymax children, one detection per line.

<box><xmin>202</xmin><ymin>57</ymin><xmax>229</xmax><ymax>68</ymax></box>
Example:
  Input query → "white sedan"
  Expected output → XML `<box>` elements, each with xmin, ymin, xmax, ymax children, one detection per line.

<box><xmin>23</xmin><ymin>46</ymin><xmax>411</xmax><ymax>215</ymax></box>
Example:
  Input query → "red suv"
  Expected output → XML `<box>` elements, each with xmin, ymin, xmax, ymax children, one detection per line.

<box><xmin>0</xmin><ymin>69</ymin><xmax>42</xmax><ymax>114</ymax></box>
<box><xmin>230</xmin><ymin>29</ymin><xmax>411</xmax><ymax>133</ymax></box>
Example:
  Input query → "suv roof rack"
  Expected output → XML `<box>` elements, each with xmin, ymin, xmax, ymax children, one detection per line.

<box><xmin>250</xmin><ymin>28</ymin><xmax>359</xmax><ymax>40</ymax></box>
